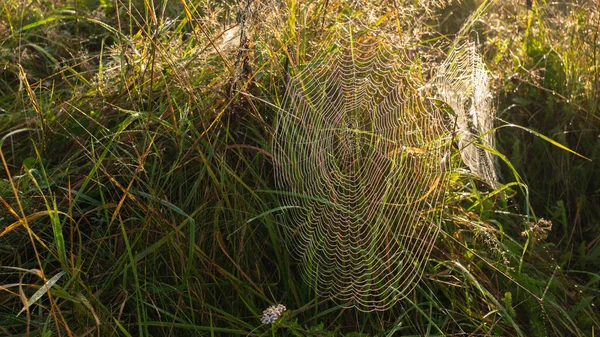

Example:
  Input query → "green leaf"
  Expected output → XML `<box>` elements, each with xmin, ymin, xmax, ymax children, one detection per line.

<box><xmin>18</xmin><ymin>271</ymin><xmax>66</xmax><ymax>316</ymax></box>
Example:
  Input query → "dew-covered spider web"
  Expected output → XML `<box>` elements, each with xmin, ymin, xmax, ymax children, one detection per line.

<box><xmin>433</xmin><ymin>39</ymin><xmax>498</xmax><ymax>186</ymax></box>
<box><xmin>273</xmin><ymin>29</ymin><xmax>496</xmax><ymax>311</ymax></box>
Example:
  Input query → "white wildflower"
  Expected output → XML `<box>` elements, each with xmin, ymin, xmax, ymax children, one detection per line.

<box><xmin>261</xmin><ymin>304</ymin><xmax>286</xmax><ymax>324</ymax></box>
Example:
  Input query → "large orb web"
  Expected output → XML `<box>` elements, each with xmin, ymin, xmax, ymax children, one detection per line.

<box><xmin>273</xmin><ymin>34</ymin><xmax>452</xmax><ymax>311</ymax></box>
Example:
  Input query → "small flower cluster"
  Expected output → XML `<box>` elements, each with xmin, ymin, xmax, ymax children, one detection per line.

<box><xmin>261</xmin><ymin>304</ymin><xmax>286</xmax><ymax>324</ymax></box>
<box><xmin>521</xmin><ymin>218</ymin><xmax>552</xmax><ymax>242</ymax></box>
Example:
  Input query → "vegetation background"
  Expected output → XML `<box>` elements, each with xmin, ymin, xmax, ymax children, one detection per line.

<box><xmin>0</xmin><ymin>0</ymin><xmax>598</xmax><ymax>336</ymax></box>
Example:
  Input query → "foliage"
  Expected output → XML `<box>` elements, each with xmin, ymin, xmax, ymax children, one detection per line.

<box><xmin>0</xmin><ymin>0</ymin><xmax>598</xmax><ymax>336</ymax></box>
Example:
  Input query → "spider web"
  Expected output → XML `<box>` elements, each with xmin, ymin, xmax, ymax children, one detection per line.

<box><xmin>273</xmin><ymin>32</ymin><xmax>452</xmax><ymax>311</ymax></box>
<box><xmin>433</xmin><ymin>38</ymin><xmax>498</xmax><ymax>186</ymax></box>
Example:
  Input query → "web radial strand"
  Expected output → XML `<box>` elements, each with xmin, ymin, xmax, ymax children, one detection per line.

<box><xmin>273</xmin><ymin>34</ymin><xmax>451</xmax><ymax>311</ymax></box>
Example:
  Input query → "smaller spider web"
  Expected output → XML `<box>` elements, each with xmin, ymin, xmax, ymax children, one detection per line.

<box><xmin>432</xmin><ymin>38</ymin><xmax>498</xmax><ymax>186</ymax></box>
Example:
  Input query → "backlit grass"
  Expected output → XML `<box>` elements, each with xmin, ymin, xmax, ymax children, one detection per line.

<box><xmin>0</xmin><ymin>0</ymin><xmax>598</xmax><ymax>336</ymax></box>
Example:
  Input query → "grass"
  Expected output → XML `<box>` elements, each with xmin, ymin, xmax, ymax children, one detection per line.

<box><xmin>0</xmin><ymin>0</ymin><xmax>598</xmax><ymax>336</ymax></box>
